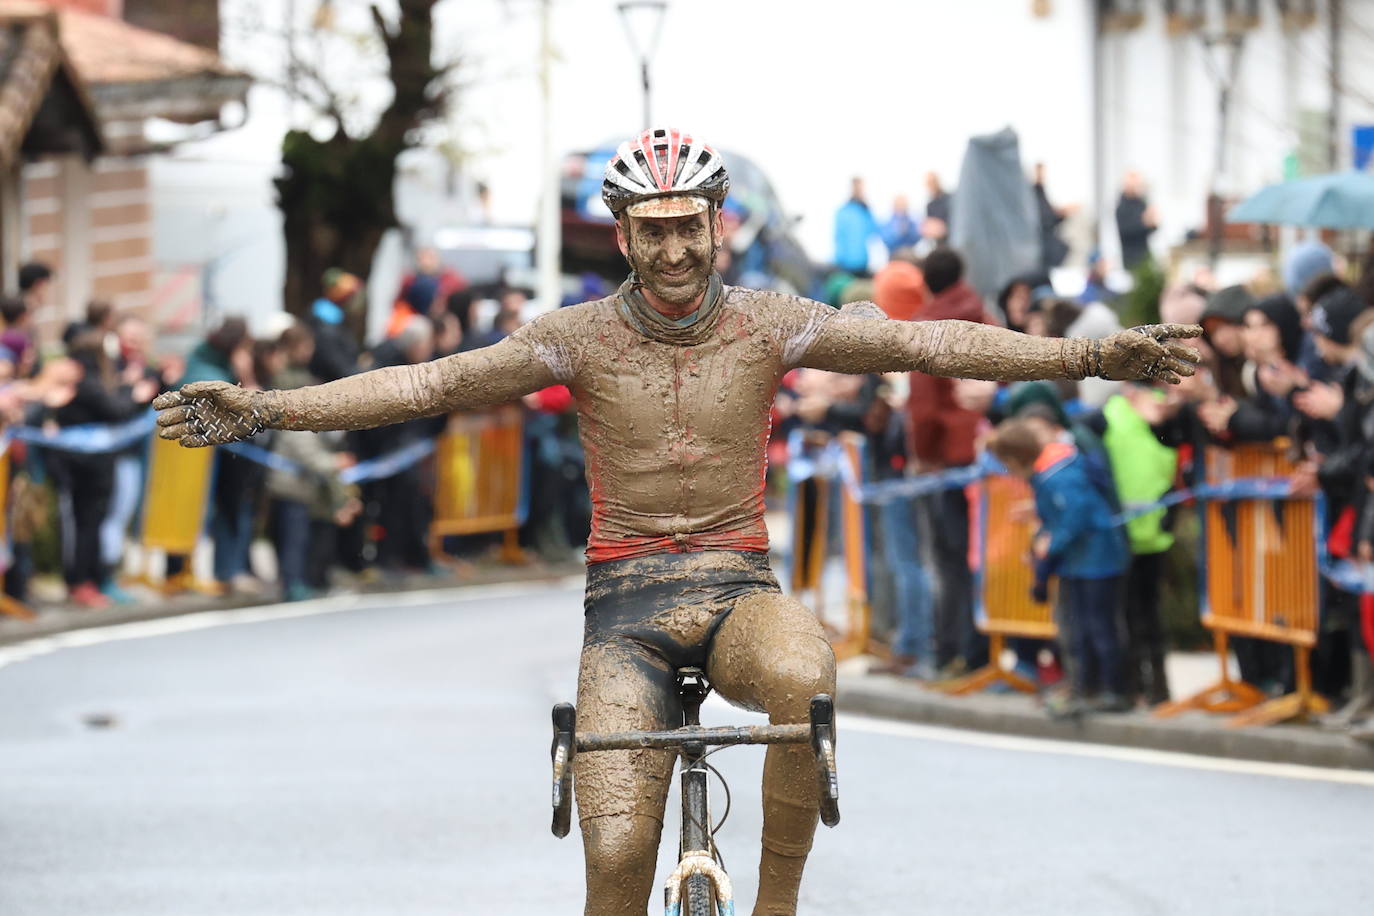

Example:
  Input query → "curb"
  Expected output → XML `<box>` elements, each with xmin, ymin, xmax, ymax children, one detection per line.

<box><xmin>0</xmin><ymin>562</ymin><xmax>585</xmax><ymax>650</ymax></box>
<box><xmin>838</xmin><ymin>673</ymin><xmax>1374</xmax><ymax>772</ymax></box>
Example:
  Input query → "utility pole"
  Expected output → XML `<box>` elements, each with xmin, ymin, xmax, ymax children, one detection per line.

<box><xmin>1202</xmin><ymin>31</ymin><xmax>1245</xmax><ymax>266</ymax></box>
<box><xmin>617</xmin><ymin>2</ymin><xmax>667</xmax><ymax>130</ymax></box>
<box><xmin>535</xmin><ymin>0</ymin><xmax>562</xmax><ymax>312</ymax></box>
<box><xmin>1328</xmin><ymin>0</ymin><xmax>1342</xmax><ymax>169</ymax></box>
<box><xmin>1090</xmin><ymin>2</ymin><xmax>1105</xmax><ymax>264</ymax></box>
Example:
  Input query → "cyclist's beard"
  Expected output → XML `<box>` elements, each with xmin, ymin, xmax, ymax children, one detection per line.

<box><xmin>627</xmin><ymin>229</ymin><xmax>717</xmax><ymax>307</ymax></box>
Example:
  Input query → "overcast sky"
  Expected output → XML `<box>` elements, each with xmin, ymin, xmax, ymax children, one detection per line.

<box><xmin>206</xmin><ymin>0</ymin><xmax>1099</xmax><ymax>262</ymax></box>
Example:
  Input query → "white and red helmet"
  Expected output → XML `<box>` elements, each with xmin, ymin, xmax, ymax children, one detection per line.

<box><xmin>601</xmin><ymin>127</ymin><xmax>730</xmax><ymax>219</ymax></box>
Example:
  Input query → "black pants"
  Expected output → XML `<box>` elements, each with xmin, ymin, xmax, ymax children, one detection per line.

<box><xmin>1124</xmin><ymin>551</ymin><xmax>1171</xmax><ymax>703</ymax></box>
<box><xmin>1066</xmin><ymin>575</ymin><xmax>1125</xmax><ymax>696</ymax></box>
<box><xmin>307</xmin><ymin>519</ymin><xmax>338</xmax><ymax>590</ymax></box>
<box><xmin>51</xmin><ymin>457</ymin><xmax>113</xmax><ymax>587</ymax></box>
<box><xmin>373</xmin><ymin>468</ymin><xmax>431</xmax><ymax>570</ymax></box>
<box><xmin>270</xmin><ymin>499</ymin><xmax>312</xmax><ymax>592</ymax></box>
<box><xmin>916</xmin><ymin>487</ymin><xmax>983</xmax><ymax>668</ymax></box>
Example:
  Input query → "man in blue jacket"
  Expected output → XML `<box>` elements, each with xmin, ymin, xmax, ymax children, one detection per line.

<box><xmin>834</xmin><ymin>177</ymin><xmax>880</xmax><ymax>275</ymax></box>
<box><xmin>992</xmin><ymin>417</ymin><xmax>1130</xmax><ymax>715</ymax></box>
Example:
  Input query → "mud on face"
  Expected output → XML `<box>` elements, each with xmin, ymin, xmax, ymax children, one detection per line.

<box><xmin>618</xmin><ymin>211</ymin><xmax>720</xmax><ymax>306</ymax></box>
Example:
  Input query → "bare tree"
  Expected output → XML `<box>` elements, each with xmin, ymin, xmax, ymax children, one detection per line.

<box><xmin>273</xmin><ymin>0</ymin><xmax>453</xmax><ymax>328</ymax></box>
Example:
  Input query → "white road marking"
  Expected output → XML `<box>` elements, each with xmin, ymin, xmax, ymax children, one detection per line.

<box><xmin>0</xmin><ymin>578</ymin><xmax>585</xmax><ymax>674</ymax></box>
<box><xmin>7</xmin><ymin>583</ymin><xmax>1370</xmax><ymax>787</ymax></box>
<box><xmin>839</xmin><ymin>713</ymin><xmax>1374</xmax><ymax>787</ymax></box>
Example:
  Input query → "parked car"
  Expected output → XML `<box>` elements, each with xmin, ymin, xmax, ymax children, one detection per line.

<box><xmin>432</xmin><ymin>225</ymin><xmax>537</xmax><ymax>300</ymax></box>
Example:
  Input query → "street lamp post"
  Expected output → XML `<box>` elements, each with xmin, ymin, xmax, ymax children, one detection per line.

<box><xmin>616</xmin><ymin>1</ymin><xmax>668</xmax><ymax>128</ymax></box>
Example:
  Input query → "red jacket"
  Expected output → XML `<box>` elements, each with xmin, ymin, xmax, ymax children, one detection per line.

<box><xmin>907</xmin><ymin>281</ymin><xmax>990</xmax><ymax>468</ymax></box>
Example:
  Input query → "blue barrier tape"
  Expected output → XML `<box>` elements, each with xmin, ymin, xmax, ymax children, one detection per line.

<box><xmin>340</xmin><ymin>439</ymin><xmax>435</xmax><ymax>485</ymax></box>
<box><xmin>9</xmin><ymin>411</ymin><xmax>155</xmax><ymax>454</ymax></box>
<box><xmin>225</xmin><ymin>436</ymin><xmax>436</xmax><ymax>485</ymax></box>
<box><xmin>1</xmin><ymin>410</ymin><xmax>435</xmax><ymax>485</ymax></box>
<box><xmin>219</xmin><ymin>439</ymin><xmax>301</xmax><ymax>474</ymax></box>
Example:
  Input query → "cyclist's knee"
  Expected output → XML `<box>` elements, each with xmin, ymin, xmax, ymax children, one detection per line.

<box><xmin>756</xmin><ymin>656</ymin><xmax>836</xmax><ymax>723</ymax></box>
<box><xmin>582</xmin><ymin>812</ymin><xmax>662</xmax><ymax>879</ymax></box>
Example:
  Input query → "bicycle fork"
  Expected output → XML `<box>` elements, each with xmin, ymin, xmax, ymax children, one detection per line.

<box><xmin>665</xmin><ymin>672</ymin><xmax>735</xmax><ymax>916</ymax></box>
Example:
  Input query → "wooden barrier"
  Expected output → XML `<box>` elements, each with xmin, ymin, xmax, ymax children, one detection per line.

<box><xmin>945</xmin><ymin>473</ymin><xmax>1056</xmax><ymax>696</ymax></box>
<box><xmin>430</xmin><ymin>405</ymin><xmax>527</xmax><ymax>562</ymax></box>
<box><xmin>0</xmin><ymin>450</ymin><xmax>34</xmax><ymax>620</ymax></box>
<box><xmin>1155</xmin><ymin>442</ymin><xmax>1328</xmax><ymax>726</ymax></box>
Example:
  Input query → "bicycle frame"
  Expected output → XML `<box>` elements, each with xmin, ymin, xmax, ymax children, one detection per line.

<box><xmin>665</xmin><ymin>668</ymin><xmax>735</xmax><ymax>916</ymax></box>
<box><xmin>550</xmin><ymin>669</ymin><xmax>839</xmax><ymax>916</ymax></box>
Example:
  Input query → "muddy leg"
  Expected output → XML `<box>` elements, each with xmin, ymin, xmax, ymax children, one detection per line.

<box><xmin>575</xmin><ymin>640</ymin><xmax>678</xmax><ymax>916</ymax></box>
<box><xmin>708</xmin><ymin>591</ymin><xmax>837</xmax><ymax>916</ymax></box>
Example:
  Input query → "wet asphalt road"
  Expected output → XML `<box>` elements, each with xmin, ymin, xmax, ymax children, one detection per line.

<box><xmin>1</xmin><ymin>581</ymin><xmax>1370</xmax><ymax>916</ymax></box>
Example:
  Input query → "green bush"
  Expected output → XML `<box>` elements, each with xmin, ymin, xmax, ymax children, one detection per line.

<box><xmin>1120</xmin><ymin>257</ymin><xmax>1165</xmax><ymax>329</ymax></box>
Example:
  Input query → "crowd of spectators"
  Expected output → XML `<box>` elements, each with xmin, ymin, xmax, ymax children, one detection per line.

<box><xmin>0</xmin><ymin>250</ymin><xmax>590</xmax><ymax>613</ymax></box>
<box><xmin>790</xmin><ymin>172</ymin><xmax>1374</xmax><ymax>734</ymax></box>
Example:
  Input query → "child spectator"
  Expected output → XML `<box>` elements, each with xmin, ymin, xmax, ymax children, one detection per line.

<box><xmin>991</xmin><ymin>418</ymin><xmax>1130</xmax><ymax>716</ymax></box>
<box><xmin>1082</xmin><ymin>383</ymin><xmax>1179</xmax><ymax>706</ymax></box>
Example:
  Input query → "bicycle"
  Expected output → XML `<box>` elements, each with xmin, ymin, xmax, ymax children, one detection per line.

<box><xmin>550</xmin><ymin>666</ymin><xmax>840</xmax><ymax>916</ymax></box>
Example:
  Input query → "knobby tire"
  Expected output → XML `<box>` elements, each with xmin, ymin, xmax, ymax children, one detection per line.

<box><xmin>685</xmin><ymin>872</ymin><xmax>716</xmax><ymax>916</ymax></box>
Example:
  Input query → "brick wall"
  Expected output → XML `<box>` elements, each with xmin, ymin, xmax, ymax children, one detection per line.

<box><xmin>23</xmin><ymin>155</ymin><xmax>153</xmax><ymax>344</ymax></box>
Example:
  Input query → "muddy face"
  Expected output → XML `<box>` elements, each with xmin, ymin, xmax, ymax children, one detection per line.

<box><xmin>618</xmin><ymin>211</ymin><xmax>718</xmax><ymax>308</ymax></box>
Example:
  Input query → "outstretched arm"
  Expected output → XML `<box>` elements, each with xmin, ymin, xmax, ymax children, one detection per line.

<box><xmin>154</xmin><ymin>333</ymin><xmax>560</xmax><ymax>447</ymax></box>
<box><xmin>786</xmin><ymin>300</ymin><xmax>1200</xmax><ymax>383</ymax></box>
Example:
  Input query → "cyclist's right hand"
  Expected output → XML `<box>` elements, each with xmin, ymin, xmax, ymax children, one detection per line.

<box><xmin>153</xmin><ymin>381</ymin><xmax>276</xmax><ymax>448</ymax></box>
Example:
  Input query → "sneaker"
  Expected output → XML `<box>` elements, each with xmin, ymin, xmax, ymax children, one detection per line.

<box><xmin>869</xmin><ymin>655</ymin><xmax>918</xmax><ymax>676</ymax></box>
<box><xmin>1038</xmin><ymin>657</ymin><xmax>1065</xmax><ymax>687</ymax></box>
<box><xmin>161</xmin><ymin>571</ymin><xmax>195</xmax><ymax>596</ymax></box>
<box><xmin>1093</xmin><ymin>692</ymin><xmax>1134</xmax><ymax>713</ymax></box>
<box><xmin>1044</xmin><ymin>692</ymin><xmax>1085</xmax><ymax>721</ymax></box>
<box><xmin>231</xmin><ymin>574</ymin><xmax>266</xmax><ymax>596</ymax></box>
<box><xmin>70</xmin><ymin>582</ymin><xmax>111</xmax><ymax>611</ymax></box>
<box><xmin>898</xmin><ymin>661</ymin><xmax>939</xmax><ymax>681</ymax></box>
<box><xmin>100</xmin><ymin>581</ymin><xmax>136</xmax><ymax>605</ymax></box>
<box><xmin>935</xmin><ymin>658</ymin><xmax>969</xmax><ymax>681</ymax></box>
<box><xmin>283</xmin><ymin>583</ymin><xmax>317</xmax><ymax>603</ymax></box>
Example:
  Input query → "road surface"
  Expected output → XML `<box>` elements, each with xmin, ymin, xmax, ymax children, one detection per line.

<box><xmin>1</xmin><ymin>581</ymin><xmax>1369</xmax><ymax>915</ymax></box>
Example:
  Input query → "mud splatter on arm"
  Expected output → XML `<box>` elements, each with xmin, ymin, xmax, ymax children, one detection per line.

<box><xmin>265</xmin><ymin>335</ymin><xmax>561</xmax><ymax>431</ymax></box>
<box><xmin>783</xmin><ymin>298</ymin><xmax>1196</xmax><ymax>383</ymax></box>
<box><xmin>779</xmin><ymin>297</ymin><xmax>1080</xmax><ymax>378</ymax></box>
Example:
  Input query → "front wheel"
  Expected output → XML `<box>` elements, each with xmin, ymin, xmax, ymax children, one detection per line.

<box><xmin>685</xmin><ymin>873</ymin><xmax>716</xmax><ymax>916</ymax></box>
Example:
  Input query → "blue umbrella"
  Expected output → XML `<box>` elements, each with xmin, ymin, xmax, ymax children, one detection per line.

<box><xmin>1227</xmin><ymin>171</ymin><xmax>1374</xmax><ymax>229</ymax></box>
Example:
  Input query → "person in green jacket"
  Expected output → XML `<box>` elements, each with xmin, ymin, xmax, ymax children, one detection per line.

<box><xmin>1083</xmin><ymin>382</ymin><xmax>1179</xmax><ymax>705</ymax></box>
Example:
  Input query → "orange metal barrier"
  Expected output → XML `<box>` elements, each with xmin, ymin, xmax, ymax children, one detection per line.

<box><xmin>831</xmin><ymin>434</ymin><xmax>887</xmax><ymax>661</ymax></box>
<box><xmin>0</xmin><ymin>450</ymin><xmax>34</xmax><ymax>620</ymax></box>
<box><xmin>1156</xmin><ymin>442</ymin><xmax>1327</xmax><ymax>726</ymax></box>
<box><xmin>430</xmin><ymin>405</ymin><xmax>526</xmax><ymax>562</ymax></box>
<box><xmin>945</xmin><ymin>473</ymin><xmax>1056</xmax><ymax>695</ymax></box>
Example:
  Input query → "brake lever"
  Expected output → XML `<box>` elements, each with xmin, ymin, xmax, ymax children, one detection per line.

<box><xmin>809</xmin><ymin>694</ymin><xmax>840</xmax><ymax>827</ymax></box>
<box><xmin>551</xmin><ymin>703</ymin><xmax>576</xmax><ymax>838</ymax></box>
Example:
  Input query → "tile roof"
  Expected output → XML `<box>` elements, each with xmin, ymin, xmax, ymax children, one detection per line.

<box><xmin>0</xmin><ymin>2</ymin><xmax>100</xmax><ymax>167</ymax></box>
<box><xmin>56</xmin><ymin>5</ymin><xmax>240</xmax><ymax>85</ymax></box>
